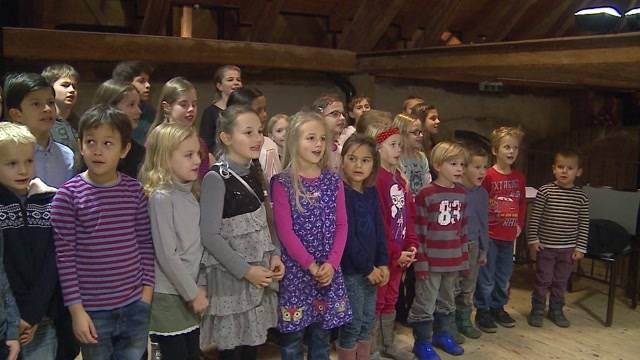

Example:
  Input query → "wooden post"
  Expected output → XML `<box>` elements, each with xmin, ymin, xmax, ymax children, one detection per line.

<box><xmin>181</xmin><ymin>6</ymin><xmax>193</xmax><ymax>38</ymax></box>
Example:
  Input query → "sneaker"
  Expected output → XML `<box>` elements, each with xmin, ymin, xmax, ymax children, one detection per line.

<box><xmin>491</xmin><ymin>308</ymin><xmax>516</xmax><ymax>328</ymax></box>
<box><xmin>475</xmin><ymin>309</ymin><xmax>497</xmax><ymax>333</ymax></box>
<box><xmin>413</xmin><ymin>341</ymin><xmax>441</xmax><ymax>360</ymax></box>
<box><xmin>527</xmin><ymin>306</ymin><xmax>545</xmax><ymax>327</ymax></box>
<box><xmin>548</xmin><ymin>308</ymin><xmax>570</xmax><ymax>328</ymax></box>
<box><xmin>432</xmin><ymin>332</ymin><xmax>464</xmax><ymax>356</ymax></box>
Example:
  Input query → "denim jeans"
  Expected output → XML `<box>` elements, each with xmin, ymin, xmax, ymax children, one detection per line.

<box><xmin>474</xmin><ymin>239</ymin><xmax>514</xmax><ymax>310</ymax></box>
<box><xmin>339</xmin><ymin>274</ymin><xmax>376</xmax><ymax>349</ymax></box>
<box><xmin>21</xmin><ymin>319</ymin><xmax>57</xmax><ymax>360</ymax></box>
<box><xmin>280</xmin><ymin>323</ymin><xmax>331</xmax><ymax>360</ymax></box>
<box><xmin>80</xmin><ymin>300</ymin><xmax>151</xmax><ymax>360</ymax></box>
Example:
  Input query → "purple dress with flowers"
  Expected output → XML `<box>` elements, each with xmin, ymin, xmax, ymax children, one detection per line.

<box><xmin>272</xmin><ymin>170</ymin><xmax>352</xmax><ymax>333</ymax></box>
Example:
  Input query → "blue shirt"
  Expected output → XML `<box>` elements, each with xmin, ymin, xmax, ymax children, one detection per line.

<box><xmin>465</xmin><ymin>185</ymin><xmax>490</xmax><ymax>254</ymax></box>
<box><xmin>35</xmin><ymin>139</ymin><xmax>75</xmax><ymax>188</ymax></box>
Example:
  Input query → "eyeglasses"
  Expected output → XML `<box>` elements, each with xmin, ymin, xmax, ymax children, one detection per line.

<box><xmin>325</xmin><ymin>110</ymin><xmax>346</xmax><ymax>119</ymax></box>
<box><xmin>409</xmin><ymin>130</ymin><xmax>423</xmax><ymax>136</ymax></box>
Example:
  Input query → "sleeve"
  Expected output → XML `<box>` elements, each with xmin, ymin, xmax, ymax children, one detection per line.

<box><xmin>149</xmin><ymin>192</ymin><xmax>199</xmax><ymax>301</ymax></box>
<box><xmin>2</xmin><ymin>270</ymin><xmax>20</xmax><ymax>340</ymax></box>
<box><xmin>576</xmin><ymin>194</ymin><xmax>590</xmax><ymax>253</ymax></box>
<box><xmin>136</xmin><ymin>189</ymin><xmax>155</xmax><ymax>288</ymax></box>
<box><xmin>375</xmin><ymin>182</ymin><xmax>402</xmax><ymax>267</ymax></box>
<box><xmin>199</xmin><ymin>106</ymin><xmax>218</xmax><ymax>153</ymax></box>
<box><xmin>404</xmin><ymin>189</ymin><xmax>420</xmax><ymax>251</ymax></box>
<box><xmin>19</xmin><ymin>233</ymin><xmax>58</xmax><ymax>326</ymax></box>
<box><xmin>271</xmin><ymin>179</ymin><xmax>315</xmax><ymax>269</ymax></box>
<box><xmin>327</xmin><ymin>181</ymin><xmax>348</xmax><ymax>270</ymax></box>
<box><xmin>372</xmin><ymin>192</ymin><xmax>389</xmax><ymax>267</ymax></box>
<box><xmin>526</xmin><ymin>187</ymin><xmax>546</xmax><ymax>245</ymax></box>
<box><xmin>518</xmin><ymin>173</ymin><xmax>527</xmax><ymax>230</ymax></box>
<box><xmin>478</xmin><ymin>189</ymin><xmax>490</xmax><ymax>256</ymax></box>
<box><xmin>413</xmin><ymin>190</ymin><xmax>429</xmax><ymax>278</ymax></box>
<box><xmin>50</xmin><ymin>187</ymin><xmax>82</xmax><ymax>307</ymax></box>
<box><xmin>200</xmin><ymin>171</ymin><xmax>251</xmax><ymax>279</ymax></box>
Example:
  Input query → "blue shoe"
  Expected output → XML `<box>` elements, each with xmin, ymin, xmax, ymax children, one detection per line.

<box><xmin>413</xmin><ymin>341</ymin><xmax>441</xmax><ymax>360</ymax></box>
<box><xmin>432</xmin><ymin>331</ymin><xmax>464</xmax><ymax>356</ymax></box>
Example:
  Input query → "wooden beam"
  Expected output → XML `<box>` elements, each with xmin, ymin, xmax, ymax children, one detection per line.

<box><xmin>551</xmin><ymin>0</ymin><xmax>592</xmax><ymax>37</ymax></box>
<box><xmin>338</xmin><ymin>0</ymin><xmax>406</xmax><ymax>51</ymax></box>
<box><xmin>249</xmin><ymin>0</ymin><xmax>285</xmax><ymax>43</ymax></box>
<box><xmin>84</xmin><ymin>0</ymin><xmax>108</xmax><ymax>25</ymax></box>
<box><xmin>518</xmin><ymin>0</ymin><xmax>574</xmax><ymax>39</ymax></box>
<box><xmin>489</xmin><ymin>0</ymin><xmax>537</xmax><ymax>42</ymax></box>
<box><xmin>421</xmin><ymin>0</ymin><xmax>462</xmax><ymax>46</ymax></box>
<box><xmin>1</xmin><ymin>27</ymin><xmax>357</xmax><ymax>73</ymax></box>
<box><xmin>358</xmin><ymin>32</ymin><xmax>640</xmax><ymax>89</ymax></box>
<box><xmin>140</xmin><ymin>0</ymin><xmax>171</xmax><ymax>35</ymax></box>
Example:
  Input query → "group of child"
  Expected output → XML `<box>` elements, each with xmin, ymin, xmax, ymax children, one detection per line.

<box><xmin>0</xmin><ymin>61</ymin><xmax>590</xmax><ymax>360</ymax></box>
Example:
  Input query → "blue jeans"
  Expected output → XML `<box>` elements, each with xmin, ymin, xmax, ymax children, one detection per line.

<box><xmin>338</xmin><ymin>274</ymin><xmax>376</xmax><ymax>349</ymax></box>
<box><xmin>80</xmin><ymin>300</ymin><xmax>151</xmax><ymax>360</ymax></box>
<box><xmin>280</xmin><ymin>323</ymin><xmax>331</xmax><ymax>360</ymax></box>
<box><xmin>474</xmin><ymin>239</ymin><xmax>514</xmax><ymax>310</ymax></box>
<box><xmin>21</xmin><ymin>319</ymin><xmax>57</xmax><ymax>360</ymax></box>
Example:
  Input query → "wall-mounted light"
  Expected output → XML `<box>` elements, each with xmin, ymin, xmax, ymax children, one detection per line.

<box><xmin>574</xmin><ymin>7</ymin><xmax>622</xmax><ymax>33</ymax></box>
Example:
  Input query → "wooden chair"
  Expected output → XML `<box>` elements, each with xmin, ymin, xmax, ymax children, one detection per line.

<box><xmin>570</xmin><ymin>186</ymin><xmax>640</xmax><ymax>326</ymax></box>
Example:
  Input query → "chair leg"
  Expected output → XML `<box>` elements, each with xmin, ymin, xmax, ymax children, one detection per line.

<box><xmin>632</xmin><ymin>251</ymin><xmax>639</xmax><ymax>309</ymax></box>
<box><xmin>606</xmin><ymin>261</ymin><xmax>617</xmax><ymax>327</ymax></box>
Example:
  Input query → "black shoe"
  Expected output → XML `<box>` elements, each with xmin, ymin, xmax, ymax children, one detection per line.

<box><xmin>475</xmin><ymin>310</ymin><xmax>497</xmax><ymax>333</ymax></box>
<box><xmin>491</xmin><ymin>308</ymin><xmax>516</xmax><ymax>328</ymax></box>
<box><xmin>527</xmin><ymin>309</ymin><xmax>544</xmax><ymax>327</ymax></box>
<box><xmin>548</xmin><ymin>309</ymin><xmax>570</xmax><ymax>328</ymax></box>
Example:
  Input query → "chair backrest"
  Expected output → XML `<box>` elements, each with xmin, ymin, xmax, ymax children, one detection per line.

<box><xmin>583</xmin><ymin>186</ymin><xmax>640</xmax><ymax>236</ymax></box>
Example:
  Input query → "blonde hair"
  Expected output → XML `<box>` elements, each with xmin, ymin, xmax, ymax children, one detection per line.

<box><xmin>139</xmin><ymin>123</ymin><xmax>198</xmax><ymax>196</ymax></box>
<box><xmin>430</xmin><ymin>141</ymin><xmax>467</xmax><ymax>168</ymax></box>
<box><xmin>356</xmin><ymin>109</ymin><xmax>393</xmax><ymax>136</ymax></box>
<box><xmin>393</xmin><ymin>113</ymin><xmax>422</xmax><ymax>157</ymax></box>
<box><xmin>283</xmin><ymin>111</ymin><xmax>331</xmax><ymax>211</ymax></box>
<box><xmin>490</xmin><ymin>126</ymin><xmax>524</xmax><ymax>151</ymax></box>
<box><xmin>150</xmin><ymin>77</ymin><xmax>196</xmax><ymax>132</ymax></box>
<box><xmin>214</xmin><ymin>65</ymin><xmax>241</xmax><ymax>99</ymax></box>
<box><xmin>265</xmin><ymin>113</ymin><xmax>288</xmax><ymax>138</ymax></box>
<box><xmin>0</xmin><ymin>122</ymin><xmax>36</xmax><ymax>148</ymax></box>
<box><xmin>92</xmin><ymin>79</ymin><xmax>137</xmax><ymax>107</ymax></box>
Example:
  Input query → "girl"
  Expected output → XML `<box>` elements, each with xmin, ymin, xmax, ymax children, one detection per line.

<box><xmin>139</xmin><ymin>123</ymin><xmax>208</xmax><ymax>360</ymax></box>
<box><xmin>227</xmin><ymin>88</ymin><xmax>281</xmax><ymax>183</ymax></box>
<box><xmin>150</xmin><ymin>77</ymin><xmax>210</xmax><ymax>180</ymax></box>
<box><xmin>313</xmin><ymin>94</ymin><xmax>346</xmax><ymax>173</ymax></box>
<box><xmin>271</xmin><ymin>111</ymin><xmax>352</xmax><ymax>359</ymax></box>
<box><xmin>199</xmin><ymin>105</ymin><xmax>283</xmax><ymax>359</ymax></box>
<box><xmin>337</xmin><ymin>96</ymin><xmax>372</xmax><ymax>146</ymax></box>
<box><xmin>411</xmin><ymin>103</ymin><xmax>440</xmax><ymax>157</ymax></box>
<box><xmin>265</xmin><ymin>113</ymin><xmax>289</xmax><ymax>160</ymax></box>
<box><xmin>92</xmin><ymin>79</ymin><xmax>144</xmax><ymax>178</ymax></box>
<box><xmin>199</xmin><ymin>65</ymin><xmax>242</xmax><ymax>152</ymax></box>
<box><xmin>394</xmin><ymin>113</ymin><xmax>432</xmax><ymax>198</ymax></box>
<box><xmin>364</xmin><ymin>122</ymin><xmax>418</xmax><ymax>360</ymax></box>
<box><xmin>338</xmin><ymin>134</ymin><xmax>389</xmax><ymax>360</ymax></box>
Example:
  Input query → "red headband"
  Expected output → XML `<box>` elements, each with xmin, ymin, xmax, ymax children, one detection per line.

<box><xmin>376</xmin><ymin>127</ymin><xmax>400</xmax><ymax>144</ymax></box>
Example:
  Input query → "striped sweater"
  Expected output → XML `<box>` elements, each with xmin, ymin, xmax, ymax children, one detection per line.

<box><xmin>526</xmin><ymin>182</ymin><xmax>589</xmax><ymax>253</ymax></box>
<box><xmin>50</xmin><ymin>174</ymin><xmax>155</xmax><ymax>311</ymax></box>
<box><xmin>414</xmin><ymin>182</ymin><xmax>469</xmax><ymax>277</ymax></box>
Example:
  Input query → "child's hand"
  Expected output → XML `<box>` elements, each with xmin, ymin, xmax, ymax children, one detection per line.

<box><xmin>367</xmin><ymin>267</ymin><xmax>381</xmax><ymax>285</ymax></box>
<box><xmin>516</xmin><ymin>225</ymin><xmax>522</xmax><ymax>238</ymax></box>
<box><xmin>529</xmin><ymin>243</ymin><xmax>543</xmax><ymax>261</ymax></box>
<box><xmin>140</xmin><ymin>286</ymin><xmax>153</xmax><ymax>305</ymax></box>
<box><xmin>18</xmin><ymin>323</ymin><xmax>37</xmax><ymax>346</ymax></box>
<box><xmin>398</xmin><ymin>248</ymin><xmax>417</xmax><ymax>268</ymax></box>
<box><xmin>378</xmin><ymin>266</ymin><xmax>390</xmax><ymax>286</ymax></box>
<box><xmin>308</xmin><ymin>262</ymin><xmax>320</xmax><ymax>276</ymax></box>
<box><xmin>18</xmin><ymin>320</ymin><xmax>30</xmax><ymax>337</ymax></box>
<box><xmin>270</xmin><ymin>255</ymin><xmax>285</xmax><ymax>281</ymax></box>
<box><xmin>190</xmin><ymin>287</ymin><xmax>209</xmax><ymax>316</ymax></box>
<box><xmin>315</xmin><ymin>263</ymin><xmax>335</xmax><ymax>287</ymax></box>
<box><xmin>244</xmin><ymin>266</ymin><xmax>274</xmax><ymax>288</ymax></box>
<box><xmin>6</xmin><ymin>339</ymin><xmax>19</xmax><ymax>360</ymax></box>
<box><xmin>572</xmin><ymin>250</ymin><xmax>585</xmax><ymax>262</ymax></box>
<box><xmin>69</xmin><ymin>305</ymin><xmax>98</xmax><ymax>344</ymax></box>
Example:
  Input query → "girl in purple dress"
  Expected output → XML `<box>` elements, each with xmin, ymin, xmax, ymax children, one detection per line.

<box><xmin>271</xmin><ymin>111</ymin><xmax>352</xmax><ymax>359</ymax></box>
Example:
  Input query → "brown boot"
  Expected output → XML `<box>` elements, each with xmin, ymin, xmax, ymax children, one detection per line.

<box><xmin>337</xmin><ymin>344</ymin><xmax>357</xmax><ymax>360</ymax></box>
<box><xmin>356</xmin><ymin>340</ymin><xmax>371</xmax><ymax>360</ymax></box>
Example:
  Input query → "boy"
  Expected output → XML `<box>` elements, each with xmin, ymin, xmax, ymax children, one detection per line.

<box><xmin>112</xmin><ymin>61</ymin><xmax>155</xmax><ymax>146</ymax></box>
<box><xmin>0</xmin><ymin>122</ymin><xmax>65</xmax><ymax>359</ymax></box>
<box><xmin>50</xmin><ymin>104</ymin><xmax>154</xmax><ymax>359</ymax></box>
<box><xmin>527</xmin><ymin>149</ymin><xmax>588</xmax><ymax>328</ymax></box>
<box><xmin>410</xmin><ymin>141</ymin><xmax>469</xmax><ymax>359</ymax></box>
<box><xmin>42</xmin><ymin>64</ymin><xmax>80</xmax><ymax>155</ymax></box>
<box><xmin>402</xmin><ymin>95</ymin><xmax>424</xmax><ymax>115</ymax></box>
<box><xmin>474</xmin><ymin>127</ymin><xmax>526</xmax><ymax>333</ymax></box>
<box><xmin>455</xmin><ymin>144</ymin><xmax>490</xmax><ymax>340</ymax></box>
<box><xmin>4</xmin><ymin>73</ymin><xmax>74</xmax><ymax>188</ymax></box>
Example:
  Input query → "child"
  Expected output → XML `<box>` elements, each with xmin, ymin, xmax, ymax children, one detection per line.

<box><xmin>366</xmin><ymin>122</ymin><xmax>417</xmax><ymax>360</ymax></box>
<box><xmin>4</xmin><ymin>73</ymin><xmax>74</xmax><ymax>188</ymax></box>
<box><xmin>395</xmin><ymin>113</ymin><xmax>432</xmax><ymax>198</ymax></box>
<box><xmin>338</xmin><ymin>134</ymin><xmax>389</xmax><ymax>359</ymax></box>
<box><xmin>355</xmin><ymin>110</ymin><xmax>393</xmax><ymax>136</ymax></box>
<box><xmin>271</xmin><ymin>111</ymin><xmax>351</xmax><ymax>359</ymax></box>
<box><xmin>139</xmin><ymin>123</ymin><xmax>208</xmax><ymax>359</ymax></box>
<box><xmin>402</xmin><ymin>95</ymin><xmax>424</xmax><ymax>115</ymax></box>
<box><xmin>527</xmin><ymin>149</ymin><xmax>588</xmax><ymax>328</ymax></box>
<box><xmin>0</xmin><ymin>229</ymin><xmax>21</xmax><ymax>360</ymax></box>
<box><xmin>92</xmin><ymin>79</ymin><xmax>144</xmax><ymax>179</ymax></box>
<box><xmin>200</xmin><ymin>65</ymin><xmax>242</xmax><ymax>152</ymax></box>
<box><xmin>149</xmin><ymin>77</ymin><xmax>210</xmax><ymax>180</ymax></box>
<box><xmin>0</xmin><ymin>122</ymin><xmax>61</xmax><ymax>359</ymax></box>
<box><xmin>50</xmin><ymin>104</ymin><xmax>154</xmax><ymax>359</ymax></box>
<box><xmin>112</xmin><ymin>61</ymin><xmax>155</xmax><ymax>146</ymax></box>
<box><xmin>199</xmin><ymin>105</ymin><xmax>283</xmax><ymax>359</ymax></box>
<box><xmin>337</xmin><ymin>96</ymin><xmax>372</xmax><ymax>146</ymax></box>
<box><xmin>265</xmin><ymin>113</ymin><xmax>289</xmax><ymax>160</ymax></box>
<box><xmin>474</xmin><ymin>127</ymin><xmax>526</xmax><ymax>333</ymax></box>
<box><xmin>313</xmin><ymin>94</ymin><xmax>347</xmax><ymax>173</ymax></box>
<box><xmin>226</xmin><ymin>88</ymin><xmax>282</xmax><ymax>183</ymax></box>
<box><xmin>411</xmin><ymin>103</ymin><xmax>441</xmax><ymax>163</ymax></box>
<box><xmin>41</xmin><ymin>64</ymin><xmax>80</xmax><ymax>154</ymax></box>
<box><xmin>455</xmin><ymin>144</ymin><xmax>489</xmax><ymax>340</ymax></box>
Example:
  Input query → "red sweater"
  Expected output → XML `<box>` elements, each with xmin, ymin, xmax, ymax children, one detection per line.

<box><xmin>481</xmin><ymin>167</ymin><xmax>526</xmax><ymax>242</ymax></box>
<box><xmin>375</xmin><ymin>168</ymin><xmax>419</xmax><ymax>270</ymax></box>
